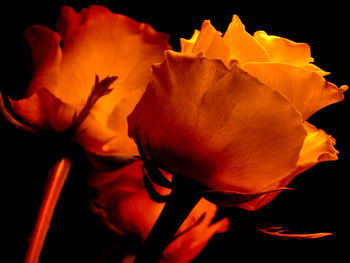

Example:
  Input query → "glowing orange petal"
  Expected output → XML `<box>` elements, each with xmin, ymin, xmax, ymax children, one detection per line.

<box><xmin>55</xmin><ymin>5</ymin><xmax>170</xmax><ymax>108</ymax></box>
<box><xmin>181</xmin><ymin>21</ymin><xmax>231</xmax><ymax>65</ymax></box>
<box><xmin>10</xmin><ymin>88</ymin><xmax>75</xmax><ymax>132</ymax></box>
<box><xmin>24</xmin><ymin>25</ymin><xmax>62</xmax><ymax>96</ymax></box>
<box><xmin>102</xmin><ymin>135</ymin><xmax>138</xmax><ymax>155</ymax></box>
<box><xmin>22</xmin><ymin>6</ymin><xmax>170</xmax><ymax>153</ymax></box>
<box><xmin>253</xmin><ymin>30</ymin><xmax>328</xmax><ymax>75</ymax></box>
<box><xmin>298</xmin><ymin>122</ymin><xmax>339</xmax><ymax>164</ymax></box>
<box><xmin>243</xmin><ymin>62</ymin><xmax>347</xmax><ymax>120</ymax></box>
<box><xmin>46</xmin><ymin>6</ymin><xmax>169</xmax><ymax>153</ymax></box>
<box><xmin>128</xmin><ymin>51</ymin><xmax>306</xmax><ymax>194</ymax></box>
<box><xmin>101</xmin><ymin>96</ymin><xmax>143</xmax><ymax>154</ymax></box>
<box><xmin>254</xmin><ymin>31</ymin><xmax>312</xmax><ymax>64</ymax></box>
<box><xmin>74</xmin><ymin>113</ymin><xmax>119</xmax><ymax>154</ymax></box>
<box><xmin>180</xmin><ymin>29</ymin><xmax>200</xmax><ymax>53</ymax></box>
<box><xmin>223</xmin><ymin>15</ymin><xmax>270</xmax><ymax>65</ymax></box>
<box><xmin>239</xmin><ymin>122</ymin><xmax>339</xmax><ymax>210</ymax></box>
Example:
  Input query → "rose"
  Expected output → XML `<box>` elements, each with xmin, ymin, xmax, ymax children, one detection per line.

<box><xmin>89</xmin><ymin>160</ymin><xmax>229</xmax><ymax>263</ymax></box>
<box><xmin>0</xmin><ymin>6</ymin><xmax>170</xmax><ymax>262</ymax></box>
<box><xmin>4</xmin><ymin>5</ymin><xmax>170</xmax><ymax>156</ymax></box>
<box><xmin>128</xmin><ymin>15</ymin><xmax>347</xmax><ymax>210</ymax></box>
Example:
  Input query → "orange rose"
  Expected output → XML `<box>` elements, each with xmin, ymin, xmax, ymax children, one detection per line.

<box><xmin>128</xmin><ymin>15</ymin><xmax>347</xmax><ymax>210</ymax></box>
<box><xmin>4</xmin><ymin>5</ymin><xmax>170</xmax><ymax>156</ymax></box>
<box><xmin>89</xmin><ymin>160</ymin><xmax>229</xmax><ymax>263</ymax></box>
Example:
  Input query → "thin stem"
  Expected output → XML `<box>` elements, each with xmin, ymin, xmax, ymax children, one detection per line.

<box><xmin>25</xmin><ymin>158</ymin><xmax>72</xmax><ymax>263</ymax></box>
<box><xmin>133</xmin><ymin>175</ymin><xmax>202</xmax><ymax>263</ymax></box>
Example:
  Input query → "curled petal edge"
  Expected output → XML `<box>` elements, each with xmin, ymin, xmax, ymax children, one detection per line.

<box><xmin>0</xmin><ymin>91</ymin><xmax>37</xmax><ymax>132</ymax></box>
<box><xmin>258</xmin><ymin>226</ymin><xmax>333</xmax><ymax>239</ymax></box>
<box><xmin>203</xmin><ymin>187</ymin><xmax>293</xmax><ymax>208</ymax></box>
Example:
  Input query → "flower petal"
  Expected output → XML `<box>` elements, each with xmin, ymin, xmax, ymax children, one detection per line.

<box><xmin>223</xmin><ymin>15</ymin><xmax>270</xmax><ymax>65</ymax></box>
<box><xmin>74</xmin><ymin>113</ymin><xmax>120</xmax><ymax>154</ymax></box>
<box><xmin>23</xmin><ymin>6</ymin><xmax>170</xmax><ymax>153</ymax></box>
<box><xmin>42</xmin><ymin>5</ymin><xmax>169</xmax><ymax>154</ymax></box>
<box><xmin>56</xmin><ymin>5</ymin><xmax>88</xmax><ymax>43</ymax></box>
<box><xmin>55</xmin><ymin>5</ymin><xmax>170</xmax><ymax>109</ymax></box>
<box><xmin>24</xmin><ymin>25</ymin><xmax>62</xmax><ymax>96</ymax></box>
<box><xmin>90</xmin><ymin>160</ymin><xmax>227</xmax><ymax>259</ymax></box>
<box><xmin>298</xmin><ymin>122</ymin><xmax>339</xmax><ymax>164</ymax></box>
<box><xmin>10</xmin><ymin>88</ymin><xmax>75</xmax><ymax>132</ymax></box>
<box><xmin>180</xmin><ymin>21</ymin><xmax>231</xmax><ymax>65</ymax></box>
<box><xmin>161</xmin><ymin>215</ymin><xmax>229</xmax><ymax>263</ymax></box>
<box><xmin>180</xmin><ymin>29</ymin><xmax>200</xmax><ymax>53</ymax></box>
<box><xmin>253</xmin><ymin>30</ymin><xmax>328</xmax><ymax>75</ymax></box>
<box><xmin>129</xmin><ymin>51</ymin><xmax>306</xmax><ymax>194</ymax></box>
<box><xmin>0</xmin><ymin>92</ymin><xmax>36</xmax><ymax>132</ymax></box>
<box><xmin>243</xmin><ymin>62</ymin><xmax>347</xmax><ymax>120</ymax></box>
<box><xmin>239</xmin><ymin>122</ymin><xmax>339</xmax><ymax>210</ymax></box>
<box><xmin>258</xmin><ymin>226</ymin><xmax>332</xmax><ymax>239</ymax></box>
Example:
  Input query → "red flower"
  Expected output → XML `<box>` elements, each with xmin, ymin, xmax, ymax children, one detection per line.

<box><xmin>128</xmin><ymin>15</ymin><xmax>347</xmax><ymax>210</ymax></box>
<box><xmin>7</xmin><ymin>5</ymin><xmax>170</xmax><ymax>155</ymax></box>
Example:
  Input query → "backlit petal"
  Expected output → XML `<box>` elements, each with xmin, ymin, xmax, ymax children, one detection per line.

<box><xmin>243</xmin><ymin>62</ymin><xmax>347</xmax><ymax>120</ymax></box>
<box><xmin>24</xmin><ymin>25</ymin><xmax>62</xmax><ymax>96</ymax></box>
<box><xmin>239</xmin><ymin>122</ymin><xmax>338</xmax><ymax>210</ymax></box>
<box><xmin>54</xmin><ymin>6</ymin><xmax>169</xmax><ymax>152</ymax></box>
<box><xmin>129</xmin><ymin>51</ymin><xmax>306</xmax><ymax>194</ymax></box>
<box><xmin>23</xmin><ymin>5</ymin><xmax>170</xmax><ymax>154</ymax></box>
<box><xmin>181</xmin><ymin>21</ymin><xmax>231</xmax><ymax>65</ymax></box>
<box><xmin>55</xmin><ymin>5</ymin><xmax>169</xmax><ymax>107</ymax></box>
<box><xmin>180</xmin><ymin>29</ymin><xmax>200</xmax><ymax>53</ymax></box>
<box><xmin>253</xmin><ymin>30</ymin><xmax>327</xmax><ymax>75</ymax></box>
<box><xmin>223</xmin><ymin>15</ymin><xmax>270</xmax><ymax>65</ymax></box>
<box><xmin>10</xmin><ymin>88</ymin><xmax>75</xmax><ymax>132</ymax></box>
<box><xmin>74</xmin><ymin>113</ymin><xmax>120</xmax><ymax>154</ymax></box>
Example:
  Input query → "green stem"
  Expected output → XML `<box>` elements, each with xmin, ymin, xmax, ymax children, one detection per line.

<box><xmin>133</xmin><ymin>175</ymin><xmax>202</xmax><ymax>263</ymax></box>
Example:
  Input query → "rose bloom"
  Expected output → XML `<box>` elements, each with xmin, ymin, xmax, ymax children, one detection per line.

<box><xmin>7</xmin><ymin>5</ymin><xmax>170</xmax><ymax>155</ymax></box>
<box><xmin>128</xmin><ymin>15</ymin><xmax>347</xmax><ymax>210</ymax></box>
<box><xmin>89</xmin><ymin>160</ymin><xmax>229</xmax><ymax>263</ymax></box>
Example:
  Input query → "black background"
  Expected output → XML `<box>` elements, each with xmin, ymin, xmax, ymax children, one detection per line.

<box><xmin>1</xmin><ymin>1</ymin><xmax>349</xmax><ymax>262</ymax></box>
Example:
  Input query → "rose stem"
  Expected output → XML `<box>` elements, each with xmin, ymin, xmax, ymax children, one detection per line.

<box><xmin>25</xmin><ymin>158</ymin><xmax>72</xmax><ymax>263</ymax></box>
<box><xmin>133</xmin><ymin>174</ymin><xmax>202</xmax><ymax>263</ymax></box>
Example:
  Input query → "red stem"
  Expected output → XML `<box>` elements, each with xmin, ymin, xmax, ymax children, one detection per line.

<box><xmin>25</xmin><ymin>158</ymin><xmax>72</xmax><ymax>263</ymax></box>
